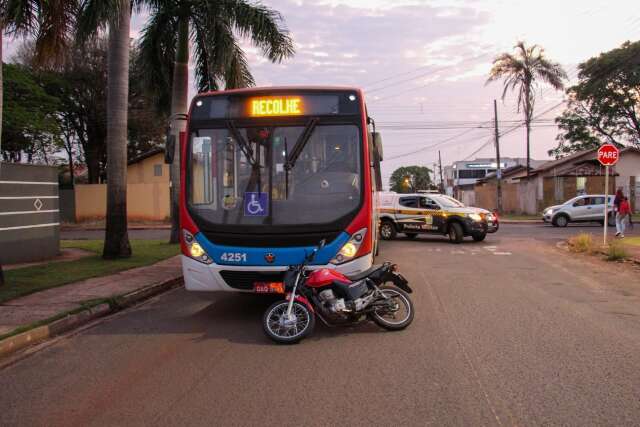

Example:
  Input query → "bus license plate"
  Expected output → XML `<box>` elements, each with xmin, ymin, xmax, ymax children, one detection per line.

<box><xmin>254</xmin><ymin>282</ymin><xmax>284</xmax><ymax>294</ymax></box>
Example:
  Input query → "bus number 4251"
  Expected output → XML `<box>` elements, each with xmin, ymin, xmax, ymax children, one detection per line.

<box><xmin>220</xmin><ymin>252</ymin><xmax>247</xmax><ymax>262</ymax></box>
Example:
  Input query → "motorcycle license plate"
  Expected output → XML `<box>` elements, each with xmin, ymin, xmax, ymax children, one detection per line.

<box><xmin>254</xmin><ymin>282</ymin><xmax>284</xmax><ymax>294</ymax></box>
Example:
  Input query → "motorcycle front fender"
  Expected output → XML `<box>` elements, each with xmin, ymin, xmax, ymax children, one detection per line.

<box><xmin>286</xmin><ymin>293</ymin><xmax>315</xmax><ymax>313</ymax></box>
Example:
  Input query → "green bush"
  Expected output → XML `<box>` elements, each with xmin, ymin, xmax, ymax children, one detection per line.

<box><xmin>606</xmin><ymin>240</ymin><xmax>628</xmax><ymax>261</ymax></box>
<box><xmin>568</xmin><ymin>233</ymin><xmax>594</xmax><ymax>253</ymax></box>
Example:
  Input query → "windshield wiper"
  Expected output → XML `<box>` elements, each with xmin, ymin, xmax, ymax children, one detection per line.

<box><xmin>284</xmin><ymin>118</ymin><xmax>319</xmax><ymax>171</ymax></box>
<box><xmin>226</xmin><ymin>120</ymin><xmax>256</xmax><ymax>166</ymax></box>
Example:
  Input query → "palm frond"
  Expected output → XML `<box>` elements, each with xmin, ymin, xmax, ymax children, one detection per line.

<box><xmin>224</xmin><ymin>38</ymin><xmax>255</xmax><ymax>89</ymax></box>
<box><xmin>136</xmin><ymin>3</ymin><xmax>178</xmax><ymax>113</ymax></box>
<box><xmin>214</xmin><ymin>0</ymin><xmax>294</xmax><ymax>62</ymax></box>
<box><xmin>33</xmin><ymin>0</ymin><xmax>79</xmax><ymax>68</ymax></box>
<box><xmin>534</xmin><ymin>57</ymin><xmax>568</xmax><ymax>90</ymax></box>
<box><xmin>3</xmin><ymin>0</ymin><xmax>40</xmax><ymax>34</ymax></box>
<box><xmin>76</xmin><ymin>0</ymin><xmax>123</xmax><ymax>42</ymax></box>
<box><xmin>191</xmin><ymin>14</ymin><xmax>218</xmax><ymax>92</ymax></box>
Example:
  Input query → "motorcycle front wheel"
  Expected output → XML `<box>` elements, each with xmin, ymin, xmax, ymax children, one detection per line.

<box><xmin>263</xmin><ymin>300</ymin><xmax>315</xmax><ymax>344</ymax></box>
<box><xmin>370</xmin><ymin>285</ymin><xmax>414</xmax><ymax>331</ymax></box>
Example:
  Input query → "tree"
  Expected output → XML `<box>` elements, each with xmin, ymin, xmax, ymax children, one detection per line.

<box><xmin>128</xmin><ymin>44</ymin><xmax>168</xmax><ymax>159</ymax></box>
<box><xmin>1</xmin><ymin>0</ymin><xmax>77</xmax><ymax>151</ymax></box>
<box><xmin>78</xmin><ymin>0</ymin><xmax>134</xmax><ymax>258</ymax></box>
<box><xmin>137</xmin><ymin>0</ymin><xmax>295</xmax><ymax>243</ymax></box>
<box><xmin>389</xmin><ymin>166</ymin><xmax>432</xmax><ymax>193</ymax></box>
<box><xmin>1</xmin><ymin>63</ymin><xmax>62</xmax><ymax>162</ymax></box>
<box><xmin>487</xmin><ymin>41</ymin><xmax>567</xmax><ymax>174</ymax></box>
<box><xmin>549</xmin><ymin>40</ymin><xmax>640</xmax><ymax>158</ymax></box>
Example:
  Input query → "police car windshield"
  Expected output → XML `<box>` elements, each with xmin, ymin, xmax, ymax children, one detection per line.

<box><xmin>188</xmin><ymin>125</ymin><xmax>362</xmax><ymax>226</ymax></box>
<box><xmin>434</xmin><ymin>195</ymin><xmax>465</xmax><ymax>208</ymax></box>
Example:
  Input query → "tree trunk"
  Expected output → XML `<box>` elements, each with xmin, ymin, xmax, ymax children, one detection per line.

<box><xmin>85</xmin><ymin>143</ymin><xmax>101</xmax><ymax>183</ymax></box>
<box><xmin>65</xmin><ymin>132</ymin><xmax>75</xmax><ymax>187</ymax></box>
<box><xmin>103</xmin><ymin>1</ymin><xmax>132</xmax><ymax>259</ymax></box>
<box><xmin>525</xmin><ymin>82</ymin><xmax>532</xmax><ymax>178</ymax></box>
<box><xmin>169</xmin><ymin>17</ymin><xmax>189</xmax><ymax>244</ymax></box>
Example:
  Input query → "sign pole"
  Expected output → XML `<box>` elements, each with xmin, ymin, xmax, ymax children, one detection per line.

<box><xmin>604</xmin><ymin>165</ymin><xmax>609</xmax><ymax>246</ymax></box>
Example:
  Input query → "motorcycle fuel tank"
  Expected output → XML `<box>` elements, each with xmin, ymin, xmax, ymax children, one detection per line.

<box><xmin>306</xmin><ymin>268</ymin><xmax>351</xmax><ymax>288</ymax></box>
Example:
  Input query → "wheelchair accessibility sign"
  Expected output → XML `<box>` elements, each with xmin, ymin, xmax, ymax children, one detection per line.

<box><xmin>244</xmin><ymin>192</ymin><xmax>268</xmax><ymax>216</ymax></box>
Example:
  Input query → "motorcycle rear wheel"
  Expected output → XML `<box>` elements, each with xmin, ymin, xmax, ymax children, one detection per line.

<box><xmin>370</xmin><ymin>285</ymin><xmax>414</xmax><ymax>331</ymax></box>
<box><xmin>263</xmin><ymin>300</ymin><xmax>315</xmax><ymax>344</ymax></box>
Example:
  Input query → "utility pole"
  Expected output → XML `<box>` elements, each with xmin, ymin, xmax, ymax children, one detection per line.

<box><xmin>438</xmin><ymin>151</ymin><xmax>444</xmax><ymax>194</ymax></box>
<box><xmin>494</xmin><ymin>99</ymin><xmax>503</xmax><ymax>213</ymax></box>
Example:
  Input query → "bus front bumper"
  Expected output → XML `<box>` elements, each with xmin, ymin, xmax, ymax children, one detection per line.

<box><xmin>182</xmin><ymin>254</ymin><xmax>374</xmax><ymax>293</ymax></box>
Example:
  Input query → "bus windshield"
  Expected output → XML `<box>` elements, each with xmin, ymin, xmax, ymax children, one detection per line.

<box><xmin>189</xmin><ymin>124</ymin><xmax>362</xmax><ymax>226</ymax></box>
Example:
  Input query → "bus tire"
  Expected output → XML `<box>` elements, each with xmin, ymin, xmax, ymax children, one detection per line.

<box><xmin>380</xmin><ymin>220</ymin><xmax>397</xmax><ymax>240</ymax></box>
<box><xmin>447</xmin><ymin>222</ymin><xmax>464</xmax><ymax>244</ymax></box>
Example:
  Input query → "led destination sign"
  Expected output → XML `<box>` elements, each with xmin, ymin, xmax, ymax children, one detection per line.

<box><xmin>190</xmin><ymin>91</ymin><xmax>360</xmax><ymax>120</ymax></box>
<box><xmin>250</xmin><ymin>97</ymin><xmax>303</xmax><ymax>117</ymax></box>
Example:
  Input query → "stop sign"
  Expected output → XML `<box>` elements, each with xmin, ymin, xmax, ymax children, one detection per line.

<box><xmin>597</xmin><ymin>144</ymin><xmax>619</xmax><ymax>166</ymax></box>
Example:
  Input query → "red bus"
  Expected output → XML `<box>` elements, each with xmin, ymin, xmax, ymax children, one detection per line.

<box><xmin>178</xmin><ymin>87</ymin><xmax>383</xmax><ymax>293</ymax></box>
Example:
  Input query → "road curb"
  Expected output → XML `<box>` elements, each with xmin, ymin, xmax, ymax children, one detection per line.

<box><xmin>0</xmin><ymin>276</ymin><xmax>183</xmax><ymax>360</ymax></box>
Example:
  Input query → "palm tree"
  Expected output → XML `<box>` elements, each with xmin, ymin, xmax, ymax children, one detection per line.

<box><xmin>137</xmin><ymin>0</ymin><xmax>294</xmax><ymax>243</ymax></box>
<box><xmin>487</xmin><ymin>41</ymin><xmax>567</xmax><ymax>175</ymax></box>
<box><xmin>78</xmin><ymin>0</ymin><xmax>135</xmax><ymax>258</ymax></box>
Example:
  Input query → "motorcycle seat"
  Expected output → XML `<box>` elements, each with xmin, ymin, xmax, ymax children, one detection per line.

<box><xmin>344</xmin><ymin>264</ymin><xmax>384</xmax><ymax>281</ymax></box>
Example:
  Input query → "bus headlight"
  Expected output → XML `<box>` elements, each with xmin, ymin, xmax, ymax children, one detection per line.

<box><xmin>469</xmin><ymin>213</ymin><xmax>482</xmax><ymax>222</ymax></box>
<box><xmin>183</xmin><ymin>230</ymin><xmax>213</xmax><ymax>264</ymax></box>
<box><xmin>330</xmin><ymin>228</ymin><xmax>367</xmax><ymax>265</ymax></box>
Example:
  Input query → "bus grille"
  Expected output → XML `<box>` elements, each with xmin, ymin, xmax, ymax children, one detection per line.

<box><xmin>220</xmin><ymin>271</ymin><xmax>286</xmax><ymax>290</ymax></box>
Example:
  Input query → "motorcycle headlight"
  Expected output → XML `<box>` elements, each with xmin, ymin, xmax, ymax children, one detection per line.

<box><xmin>468</xmin><ymin>213</ymin><xmax>482</xmax><ymax>222</ymax></box>
<box><xmin>183</xmin><ymin>229</ymin><xmax>213</xmax><ymax>264</ymax></box>
<box><xmin>330</xmin><ymin>228</ymin><xmax>367</xmax><ymax>265</ymax></box>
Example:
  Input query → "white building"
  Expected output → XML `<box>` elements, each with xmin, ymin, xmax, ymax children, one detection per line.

<box><xmin>444</xmin><ymin>157</ymin><xmax>545</xmax><ymax>205</ymax></box>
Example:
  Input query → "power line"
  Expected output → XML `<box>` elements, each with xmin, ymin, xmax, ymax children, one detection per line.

<box><xmin>384</xmin><ymin>123</ymin><xmax>492</xmax><ymax>161</ymax></box>
<box><xmin>365</xmin><ymin>52</ymin><xmax>494</xmax><ymax>94</ymax></box>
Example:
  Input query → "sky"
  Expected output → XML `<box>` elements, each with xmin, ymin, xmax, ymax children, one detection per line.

<box><xmin>5</xmin><ymin>0</ymin><xmax>640</xmax><ymax>183</ymax></box>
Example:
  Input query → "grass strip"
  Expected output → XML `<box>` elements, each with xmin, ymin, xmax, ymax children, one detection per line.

<box><xmin>1</xmin><ymin>240</ymin><xmax>179</xmax><ymax>304</ymax></box>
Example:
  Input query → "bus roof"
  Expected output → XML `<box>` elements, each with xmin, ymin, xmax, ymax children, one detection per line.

<box><xmin>195</xmin><ymin>85</ymin><xmax>364</xmax><ymax>97</ymax></box>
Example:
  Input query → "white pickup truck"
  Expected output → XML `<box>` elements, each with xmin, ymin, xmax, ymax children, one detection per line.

<box><xmin>377</xmin><ymin>192</ymin><xmax>499</xmax><ymax>243</ymax></box>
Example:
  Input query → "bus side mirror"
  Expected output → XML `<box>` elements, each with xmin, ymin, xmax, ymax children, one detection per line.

<box><xmin>373</xmin><ymin>132</ymin><xmax>383</xmax><ymax>161</ymax></box>
<box><xmin>165</xmin><ymin>134</ymin><xmax>175</xmax><ymax>164</ymax></box>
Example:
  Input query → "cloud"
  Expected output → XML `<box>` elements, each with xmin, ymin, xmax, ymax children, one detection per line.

<box><xmin>244</xmin><ymin>0</ymin><xmax>490</xmax><ymax>89</ymax></box>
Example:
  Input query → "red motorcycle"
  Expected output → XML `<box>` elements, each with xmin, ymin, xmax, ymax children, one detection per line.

<box><xmin>262</xmin><ymin>241</ymin><xmax>414</xmax><ymax>344</ymax></box>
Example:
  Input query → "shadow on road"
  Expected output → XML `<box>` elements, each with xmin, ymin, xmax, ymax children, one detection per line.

<box><xmin>88</xmin><ymin>290</ymin><xmax>391</xmax><ymax>346</ymax></box>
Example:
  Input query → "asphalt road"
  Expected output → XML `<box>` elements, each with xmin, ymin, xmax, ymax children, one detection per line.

<box><xmin>2</xmin><ymin>228</ymin><xmax>640</xmax><ymax>425</ymax></box>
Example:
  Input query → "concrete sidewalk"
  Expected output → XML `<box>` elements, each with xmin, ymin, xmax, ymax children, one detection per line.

<box><xmin>0</xmin><ymin>256</ymin><xmax>182</xmax><ymax>336</ymax></box>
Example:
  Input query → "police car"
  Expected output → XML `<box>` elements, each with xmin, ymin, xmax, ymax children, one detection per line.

<box><xmin>378</xmin><ymin>192</ymin><xmax>499</xmax><ymax>243</ymax></box>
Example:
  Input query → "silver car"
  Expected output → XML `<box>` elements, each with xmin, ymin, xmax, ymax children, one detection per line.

<box><xmin>542</xmin><ymin>195</ymin><xmax>615</xmax><ymax>227</ymax></box>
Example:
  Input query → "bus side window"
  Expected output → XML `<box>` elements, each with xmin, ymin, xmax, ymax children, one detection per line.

<box><xmin>191</xmin><ymin>136</ymin><xmax>214</xmax><ymax>206</ymax></box>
